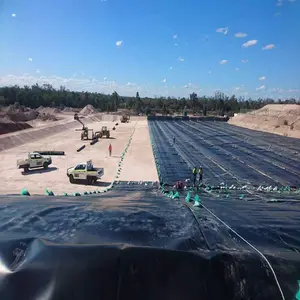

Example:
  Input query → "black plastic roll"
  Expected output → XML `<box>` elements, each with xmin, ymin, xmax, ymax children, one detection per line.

<box><xmin>76</xmin><ymin>145</ymin><xmax>86</xmax><ymax>152</ymax></box>
<box><xmin>90</xmin><ymin>139</ymin><xmax>98</xmax><ymax>146</ymax></box>
<box><xmin>34</xmin><ymin>151</ymin><xmax>65</xmax><ymax>156</ymax></box>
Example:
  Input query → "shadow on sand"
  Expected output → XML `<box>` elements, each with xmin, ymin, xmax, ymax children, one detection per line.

<box><xmin>22</xmin><ymin>167</ymin><xmax>58</xmax><ymax>175</ymax></box>
<box><xmin>70</xmin><ymin>181</ymin><xmax>112</xmax><ymax>187</ymax></box>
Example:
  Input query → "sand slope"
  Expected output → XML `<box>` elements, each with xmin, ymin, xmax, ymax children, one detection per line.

<box><xmin>229</xmin><ymin>104</ymin><xmax>300</xmax><ymax>138</ymax></box>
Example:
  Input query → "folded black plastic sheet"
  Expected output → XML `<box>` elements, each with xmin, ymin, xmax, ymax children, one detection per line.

<box><xmin>0</xmin><ymin>183</ymin><xmax>300</xmax><ymax>299</ymax></box>
<box><xmin>0</xmin><ymin>185</ymin><xmax>299</xmax><ymax>299</ymax></box>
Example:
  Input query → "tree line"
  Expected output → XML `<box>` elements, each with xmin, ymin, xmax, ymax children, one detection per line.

<box><xmin>0</xmin><ymin>84</ymin><xmax>299</xmax><ymax>116</ymax></box>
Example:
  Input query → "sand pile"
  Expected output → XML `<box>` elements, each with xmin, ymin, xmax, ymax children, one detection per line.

<box><xmin>0</xmin><ymin>117</ymin><xmax>32</xmax><ymax>135</ymax></box>
<box><xmin>37</xmin><ymin>113</ymin><xmax>58</xmax><ymax>121</ymax></box>
<box><xmin>229</xmin><ymin>104</ymin><xmax>300</xmax><ymax>138</ymax></box>
<box><xmin>62</xmin><ymin>107</ymin><xmax>75</xmax><ymax>112</ymax></box>
<box><xmin>37</xmin><ymin>107</ymin><xmax>61</xmax><ymax>114</ymax></box>
<box><xmin>80</xmin><ymin>105</ymin><xmax>96</xmax><ymax>116</ymax></box>
<box><xmin>7</xmin><ymin>110</ymin><xmax>38</xmax><ymax>122</ymax></box>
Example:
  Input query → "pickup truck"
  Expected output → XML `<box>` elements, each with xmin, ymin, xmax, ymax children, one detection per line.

<box><xmin>17</xmin><ymin>152</ymin><xmax>52</xmax><ymax>173</ymax></box>
<box><xmin>67</xmin><ymin>160</ymin><xmax>104</xmax><ymax>185</ymax></box>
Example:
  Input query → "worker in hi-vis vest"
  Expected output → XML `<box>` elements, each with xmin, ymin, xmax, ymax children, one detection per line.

<box><xmin>198</xmin><ymin>166</ymin><xmax>203</xmax><ymax>184</ymax></box>
<box><xmin>192</xmin><ymin>167</ymin><xmax>197</xmax><ymax>186</ymax></box>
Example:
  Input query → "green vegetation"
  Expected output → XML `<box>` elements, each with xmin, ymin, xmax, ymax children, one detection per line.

<box><xmin>0</xmin><ymin>84</ymin><xmax>299</xmax><ymax>115</ymax></box>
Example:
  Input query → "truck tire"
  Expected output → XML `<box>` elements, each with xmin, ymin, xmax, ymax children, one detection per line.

<box><xmin>43</xmin><ymin>162</ymin><xmax>49</xmax><ymax>169</ymax></box>
<box><xmin>87</xmin><ymin>177</ymin><xmax>96</xmax><ymax>185</ymax></box>
<box><xmin>69</xmin><ymin>175</ymin><xmax>75</xmax><ymax>184</ymax></box>
<box><xmin>106</xmin><ymin>133</ymin><xmax>110</xmax><ymax>138</ymax></box>
<box><xmin>23</xmin><ymin>165</ymin><xmax>29</xmax><ymax>173</ymax></box>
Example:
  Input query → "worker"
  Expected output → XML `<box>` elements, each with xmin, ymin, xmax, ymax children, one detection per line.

<box><xmin>192</xmin><ymin>167</ymin><xmax>197</xmax><ymax>186</ymax></box>
<box><xmin>198</xmin><ymin>166</ymin><xmax>203</xmax><ymax>185</ymax></box>
<box><xmin>108</xmin><ymin>143</ymin><xmax>112</xmax><ymax>157</ymax></box>
<box><xmin>173</xmin><ymin>136</ymin><xmax>176</xmax><ymax>144</ymax></box>
<box><xmin>176</xmin><ymin>180</ymin><xmax>184</xmax><ymax>191</ymax></box>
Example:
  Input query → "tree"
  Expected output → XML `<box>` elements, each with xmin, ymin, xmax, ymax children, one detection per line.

<box><xmin>0</xmin><ymin>83</ymin><xmax>298</xmax><ymax>114</ymax></box>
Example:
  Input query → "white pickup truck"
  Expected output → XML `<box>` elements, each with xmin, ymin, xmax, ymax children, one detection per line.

<box><xmin>67</xmin><ymin>160</ymin><xmax>104</xmax><ymax>185</ymax></box>
<box><xmin>17</xmin><ymin>152</ymin><xmax>52</xmax><ymax>173</ymax></box>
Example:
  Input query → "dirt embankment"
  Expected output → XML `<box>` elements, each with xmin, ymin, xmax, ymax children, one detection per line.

<box><xmin>0</xmin><ymin>121</ymin><xmax>32</xmax><ymax>135</ymax></box>
<box><xmin>229</xmin><ymin>104</ymin><xmax>300</xmax><ymax>138</ymax></box>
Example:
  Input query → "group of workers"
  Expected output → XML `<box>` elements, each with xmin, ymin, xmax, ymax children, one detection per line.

<box><xmin>192</xmin><ymin>166</ymin><xmax>203</xmax><ymax>186</ymax></box>
<box><xmin>172</xmin><ymin>136</ymin><xmax>204</xmax><ymax>187</ymax></box>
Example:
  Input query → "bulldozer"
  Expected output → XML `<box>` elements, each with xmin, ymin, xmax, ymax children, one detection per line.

<box><xmin>120</xmin><ymin>115</ymin><xmax>130</xmax><ymax>123</ymax></box>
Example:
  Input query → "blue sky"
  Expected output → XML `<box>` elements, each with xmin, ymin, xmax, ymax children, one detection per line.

<box><xmin>0</xmin><ymin>0</ymin><xmax>299</xmax><ymax>99</ymax></box>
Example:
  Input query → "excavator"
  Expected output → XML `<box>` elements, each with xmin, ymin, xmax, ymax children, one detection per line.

<box><xmin>74</xmin><ymin>114</ymin><xmax>110</xmax><ymax>140</ymax></box>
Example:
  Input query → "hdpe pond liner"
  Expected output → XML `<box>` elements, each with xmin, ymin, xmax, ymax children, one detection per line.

<box><xmin>0</xmin><ymin>184</ymin><xmax>299</xmax><ymax>299</ymax></box>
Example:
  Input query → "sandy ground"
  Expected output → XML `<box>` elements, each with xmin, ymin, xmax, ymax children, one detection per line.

<box><xmin>229</xmin><ymin>104</ymin><xmax>300</xmax><ymax>138</ymax></box>
<box><xmin>119</xmin><ymin>120</ymin><xmax>158</xmax><ymax>182</ymax></box>
<box><xmin>0</xmin><ymin>116</ymin><xmax>158</xmax><ymax>195</ymax></box>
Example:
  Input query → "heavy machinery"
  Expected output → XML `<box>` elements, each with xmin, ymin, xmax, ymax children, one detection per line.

<box><xmin>97</xmin><ymin>126</ymin><xmax>110</xmax><ymax>138</ymax></box>
<box><xmin>120</xmin><ymin>115</ymin><xmax>130</xmax><ymax>123</ymax></box>
<box><xmin>74</xmin><ymin>113</ymin><xmax>110</xmax><ymax>140</ymax></box>
<box><xmin>74</xmin><ymin>113</ymin><xmax>100</xmax><ymax>140</ymax></box>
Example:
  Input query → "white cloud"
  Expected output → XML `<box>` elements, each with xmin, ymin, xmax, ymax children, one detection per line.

<box><xmin>208</xmin><ymin>70</ymin><xmax>212</xmax><ymax>74</ymax></box>
<box><xmin>28</xmin><ymin>57</ymin><xmax>33</xmax><ymax>62</ymax></box>
<box><xmin>220</xmin><ymin>60</ymin><xmax>228</xmax><ymax>64</ymax></box>
<box><xmin>104</xmin><ymin>77</ymin><xmax>107</xmax><ymax>81</ymax></box>
<box><xmin>116</xmin><ymin>40</ymin><xmax>123</xmax><ymax>47</ymax></box>
<box><xmin>256</xmin><ymin>85</ymin><xmax>265</xmax><ymax>91</ymax></box>
<box><xmin>259</xmin><ymin>76</ymin><xmax>266</xmax><ymax>80</ymax></box>
<box><xmin>242</xmin><ymin>40</ymin><xmax>258</xmax><ymax>48</ymax></box>
<box><xmin>174</xmin><ymin>43</ymin><xmax>178</xmax><ymax>46</ymax></box>
<box><xmin>262</xmin><ymin>44</ymin><xmax>275</xmax><ymax>50</ymax></box>
<box><xmin>216</xmin><ymin>27</ymin><xmax>228</xmax><ymax>35</ymax></box>
<box><xmin>270</xmin><ymin>87</ymin><xmax>284</xmax><ymax>94</ymax></box>
<box><xmin>162</xmin><ymin>78</ymin><xmax>167</xmax><ymax>83</ymax></box>
<box><xmin>235</xmin><ymin>32</ymin><xmax>247</xmax><ymax>38</ymax></box>
<box><xmin>236</xmin><ymin>68</ymin><xmax>239</xmax><ymax>71</ymax></box>
<box><xmin>126</xmin><ymin>82</ymin><xmax>136</xmax><ymax>86</ymax></box>
<box><xmin>12</xmin><ymin>13</ymin><xmax>16</xmax><ymax>17</ymax></box>
<box><xmin>178</xmin><ymin>57</ymin><xmax>184</xmax><ymax>62</ymax></box>
<box><xmin>241</xmin><ymin>59</ymin><xmax>249</xmax><ymax>63</ymax></box>
<box><xmin>173</xmin><ymin>34</ymin><xmax>178</xmax><ymax>39</ymax></box>
<box><xmin>169</xmin><ymin>66</ymin><xmax>173</xmax><ymax>70</ymax></box>
<box><xmin>183</xmin><ymin>82</ymin><xmax>197</xmax><ymax>89</ymax></box>
<box><xmin>235</xmin><ymin>87</ymin><xmax>241</xmax><ymax>91</ymax></box>
<box><xmin>276</xmin><ymin>0</ymin><xmax>283</xmax><ymax>6</ymax></box>
<box><xmin>288</xmin><ymin>89</ymin><xmax>299</xmax><ymax>92</ymax></box>
<box><xmin>36</xmin><ymin>69</ymin><xmax>40</xmax><ymax>74</ymax></box>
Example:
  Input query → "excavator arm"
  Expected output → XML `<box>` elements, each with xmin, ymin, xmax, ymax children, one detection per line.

<box><xmin>74</xmin><ymin>113</ymin><xmax>85</xmax><ymax>130</ymax></box>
